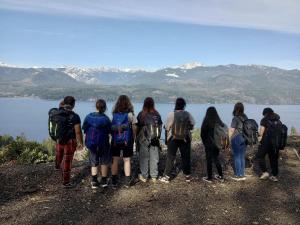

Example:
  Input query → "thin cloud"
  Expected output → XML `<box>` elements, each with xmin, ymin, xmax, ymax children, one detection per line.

<box><xmin>0</xmin><ymin>0</ymin><xmax>300</xmax><ymax>34</ymax></box>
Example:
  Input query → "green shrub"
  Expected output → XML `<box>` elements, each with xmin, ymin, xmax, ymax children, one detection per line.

<box><xmin>290</xmin><ymin>126</ymin><xmax>298</xmax><ymax>136</ymax></box>
<box><xmin>192</xmin><ymin>128</ymin><xmax>201</xmax><ymax>142</ymax></box>
<box><xmin>0</xmin><ymin>135</ymin><xmax>56</xmax><ymax>164</ymax></box>
<box><xmin>0</xmin><ymin>135</ymin><xmax>14</xmax><ymax>148</ymax></box>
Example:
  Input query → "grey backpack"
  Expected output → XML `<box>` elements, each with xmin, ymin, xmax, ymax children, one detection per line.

<box><xmin>213</xmin><ymin>123</ymin><xmax>229</xmax><ymax>150</ymax></box>
<box><xmin>172</xmin><ymin>111</ymin><xmax>191</xmax><ymax>140</ymax></box>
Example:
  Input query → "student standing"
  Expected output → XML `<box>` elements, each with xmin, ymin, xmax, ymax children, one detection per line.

<box><xmin>55</xmin><ymin>96</ymin><xmax>83</xmax><ymax>187</ymax></box>
<box><xmin>257</xmin><ymin>108</ymin><xmax>282</xmax><ymax>182</ymax></box>
<box><xmin>201</xmin><ymin>107</ymin><xmax>225</xmax><ymax>183</ymax></box>
<box><xmin>111</xmin><ymin>95</ymin><xmax>138</xmax><ymax>188</ymax></box>
<box><xmin>229</xmin><ymin>102</ymin><xmax>247</xmax><ymax>181</ymax></box>
<box><xmin>136</xmin><ymin>97</ymin><xmax>162</xmax><ymax>182</ymax></box>
<box><xmin>82</xmin><ymin>99</ymin><xmax>111</xmax><ymax>189</ymax></box>
<box><xmin>159</xmin><ymin>98</ymin><xmax>195</xmax><ymax>183</ymax></box>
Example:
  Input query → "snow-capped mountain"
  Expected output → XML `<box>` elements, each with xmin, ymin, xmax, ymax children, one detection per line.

<box><xmin>1</xmin><ymin>61</ymin><xmax>300</xmax><ymax>104</ymax></box>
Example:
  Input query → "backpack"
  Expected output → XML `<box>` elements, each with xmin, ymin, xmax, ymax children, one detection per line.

<box><xmin>239</xmin><ymin>117</ymin><xmax>259</xmax><ymax>146</ymax></box>
<box><xmin>266</xmin><ymin>120</ymin><xmax>288</xmax><ymax>150</ymax></box>
<box><xmin>111</xmin><ymin>113</ymin><xmax>132</xmax><ymax>145</ymax></box>
<box><xmin>213</xmin><ymin>123</ymin><xmax>229</xmax><ymax>150</ymax></box>
<box><xmin>48</xmin><ymin>108</ymin><xmax>74</xmax><ymax>144</ymax></box>
<box><xmin>84</xmin><ymin>113</ymin><xmax>110</xmax><ymax>150</ymax></box>
<box><xmin>142</xmin><ymin>113</ymin><xmax>162</xmax><ymax>144</ymax></box>
<box><xmin>172</xmin><ymin>111</ymin><xmax>191</xmax><ymax>140</ymax></box>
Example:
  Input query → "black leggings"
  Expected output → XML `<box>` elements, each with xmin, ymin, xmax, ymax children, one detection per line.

<box><xmin>256</xmin><ymin>143</ymin><xmax>279</xmax><ymax>176</ymax></box>
<box><xmin>205</xmin><ymin>145</ymin><xmax>223</xmax><ymax>179</ymax></box>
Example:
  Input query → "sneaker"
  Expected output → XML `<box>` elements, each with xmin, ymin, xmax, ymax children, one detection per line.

<box><xmin>63</xmin><ymin>182</ymin><xmax>75</xmax><ymax>188</ymax></box>
<box><xmin>159</xmin><ymin>175</ymin><xmax>170</xmax><ymax>183</ymax></box>
<box><xmin>91</xmin><ymin>180</ymin><xmax>99</xmax><ymax>189</ymax></box>
<box><xmin>269</xmin><ymin>176</ymin><xmax>279</xmax><ymax>182</ymax></box>
<box><xmin>231</xmin><ymin>176</ymin><xmax>246</xmax><ymax>181</ymax></box>
<box><xmin>138</xmin><ymin>174</ymin><xmax>147</xmax><ymax>183</ymax></box>
<box><xmin>99</xmin><ymin>177</ymin><xmax>109</xmax><ymax>188</ymax></box>
<box><xmin>260</xmin><ymin>172</ymin><xmax>270</xmax><ymax>180</ymax></box>
<box><xmin>124</xmin><ymin>176</ymin><xmax>132</xmax><ymax>188</ymax></box>
<box><xmin>202</xmin><ymin>177</ymin><xmax>213</xmax><ymax>183</ymax></box>
<box><xmin>185</xmin><ymin>175</ymin><xmax>192</xmax><ymax>183</ymax></box>
<box><xmin>111</xmin><ymin>176</ymin><xmax>118</xmax><ymax>188</ymax></box>
<box><xmin>214</xmin><ymin>175</ymin><xmax>225</xmax><ymax>182</ymax></box>
<box><xmin>151</xmin><ymin>178</ymin><xmax>157</xmax><ymax>183</ymax></box>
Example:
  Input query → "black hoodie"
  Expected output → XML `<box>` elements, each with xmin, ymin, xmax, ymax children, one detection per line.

<box><xmin>260</xmin><ymin>113</ymin><xmax>280</xmax><ymax>142</ymax></box>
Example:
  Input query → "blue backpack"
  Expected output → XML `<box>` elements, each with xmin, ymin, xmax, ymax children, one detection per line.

<box><xmin>84</xmin><ymin>113</ymin><xmax>110</xmax><ymax>150</ymax></box>
<box><xmin>111</xmin><ymin>113</ymin><xmax>132</xmax><ymax>146</ymax></box>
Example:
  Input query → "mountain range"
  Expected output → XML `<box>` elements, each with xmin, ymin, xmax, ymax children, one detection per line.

<box><xmin>0</xmin><ymin>62</ymin><xmax>299</xmax><ymax>104</ymax></box>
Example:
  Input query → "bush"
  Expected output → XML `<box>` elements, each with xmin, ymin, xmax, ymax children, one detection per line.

<box><xmin>0</xmin><ymin>135</ymin><xmax>56</xmax><ymax>164</ymax></box>
<box><xmin>0</xmin><ymin>135</ymin><xmax>14</xmax><ymax>147</ymax></box>
<box><xmin>192</xmin><ymin>128</ymin><xmax>201</xmax><ymax>142</ymax></box>
<box><xmin>290</xmin><ymin>127</ymin><xmax>298</xmax><ymax>136</ymax></box>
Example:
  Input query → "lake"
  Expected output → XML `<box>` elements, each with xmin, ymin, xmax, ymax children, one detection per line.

<box><xmin>0</xmin><ymin>98</ymin><xmax>299</xmax><ymax>142</ymax></box>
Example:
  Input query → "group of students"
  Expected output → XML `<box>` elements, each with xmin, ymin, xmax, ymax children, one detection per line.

<box><xmin>48</xmin><ymin>95</ymin><xmax>287</xmax><ymax>188</ymax></box>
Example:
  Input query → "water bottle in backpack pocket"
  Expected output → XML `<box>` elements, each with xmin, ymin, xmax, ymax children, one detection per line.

<box><xmin>111</xmin><ymin>113</ymin><xmax>132</xmax><ymax>146</ymax></box>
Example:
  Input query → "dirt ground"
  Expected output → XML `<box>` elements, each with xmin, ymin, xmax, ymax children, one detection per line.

<box><xmin>1</xmin><ymin>139</ymin><xmax>300</xmax><ymax>225</ymax></box>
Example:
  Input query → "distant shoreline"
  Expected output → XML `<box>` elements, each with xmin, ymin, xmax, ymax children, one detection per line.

<box><xmin>1</xmin><ymin>96</ymin><xmax>300</xmax><ymax>106</ymax></box>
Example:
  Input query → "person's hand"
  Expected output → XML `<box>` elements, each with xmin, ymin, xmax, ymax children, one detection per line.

<box><xmin>258</xmin><ymin>136</ymin><xmax>262</xmax><ymax>142</ymax></box>
<box><xmin>76</xmin><ymin>143</ymin><xmax>84</xmax><ymax>151</ymax></box>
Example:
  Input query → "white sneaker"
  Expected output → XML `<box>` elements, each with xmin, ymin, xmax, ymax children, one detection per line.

<box><xmin>260</xmin><ymin>172</ymin><xmax>270</xmax><ymax>180</ymax></box>
<box><xmin>138</xmin><ymin>174</ymin><xmax>147</xmax><ymax>183</ymax></box>
<box><xmin>231</xmin><ymin>176</ymin><xmax>246</xmax><ymax>181</ymax></box>
<box><xmin>269</xmin><ymin>176</ymin><xmax>279</xmax><ymax>182</ymax></box>
<box><xmin>159</xmin><ymin>175</ymin><xmax>170</xmax><ymax>183</ymax></box>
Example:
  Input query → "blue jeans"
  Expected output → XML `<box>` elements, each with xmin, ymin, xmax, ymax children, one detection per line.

<box><xmin>231</xmin><ymin>134</ymin><xmax>246</xmax><ymax>177</ymax></box>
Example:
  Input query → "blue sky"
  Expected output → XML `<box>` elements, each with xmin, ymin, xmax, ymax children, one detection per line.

<box><xmin>0</xmin><ymin>0</ymin><xmax>300</xmax><ymax>70</ymax></box>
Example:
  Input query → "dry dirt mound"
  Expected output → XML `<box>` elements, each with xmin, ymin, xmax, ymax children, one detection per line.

<box><xmin>0</xmin><ymin>143</ymin><xmax>300</xmax><ymax>225</ymax></box>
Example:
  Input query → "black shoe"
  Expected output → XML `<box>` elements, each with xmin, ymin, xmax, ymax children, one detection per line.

<box><xmin>91</xmin><ymin>180</ymin><xmax>99</xmax><ymax>189</ymax></box>
<box><xmin>63</xmin><ymin>182</ymin><xmax>76</xmax><ymax>188</ymax></box>
<box><xmin>100</xmin><ymin>177</ymin><xmax>109</xmax><ymax>188</ymax></box>
<box><xmin>111</xmin><ymin>176</ymin><xmax>118</xmax><ymax>188</ymax></box>
<box><xmin>124</xmin><ymin>176</ymin><xmax>132</xmax><ymax>188</ymax></box>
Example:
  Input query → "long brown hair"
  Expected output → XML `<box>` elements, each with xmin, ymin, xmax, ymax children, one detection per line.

<box><xmin>141</xmin><ymin>97</ymin><xmax>158</xmax><ymax>120</ymax></box>
<box><xmin>112</xmin><ymin>95</ymin><xmax>134</xmax><ymax>114</ymax></box>
<box><xmin>233</xmin><ymin>102</ymin><xmax>244</xmax><ymax>116</ymax></box>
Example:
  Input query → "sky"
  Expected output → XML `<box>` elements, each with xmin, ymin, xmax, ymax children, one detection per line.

<box><xmin>0</xmin><ymin>0</ymin><xmax>300</xmax><ymax>70</ymax></box>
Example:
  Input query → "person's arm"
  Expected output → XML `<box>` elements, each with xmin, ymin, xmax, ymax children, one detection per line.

<box><xmin>258</xmin><ymin>126</ymin><xmax>266</xmax><ymax>142</ymax></box>
<box><xmin>74</xmin><ymin>124</ymin><xmax>83</xmax><ymax>150</ymax></box>
<box><xmin>229</xmin><ymin>128</ymin><xmax>235</xmax><ymax>139</ymax></box>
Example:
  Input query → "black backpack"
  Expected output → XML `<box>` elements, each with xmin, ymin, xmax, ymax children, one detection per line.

<box><xmin>172</xmin><ymin>111</ymin><xmax>191</xmax><ymax>140</ymax></box>
<box><xmin>239</xmin><ymin>117</ymin><xmax>259</xmax><ymax>146</ymax></box>
<box><xmin>142</xmin><ymin>113</ymin><xmax>162</xmax><ymax>146</ymax></box>
<box><xmin>266</xmin><ymin>120</ymin><xmax>288</xmax><ymax>150</ymax></box>
<box><xmin>48</xmin><ymin>108</ymin><xmax>74</xmax><ymax>144</ymax></box>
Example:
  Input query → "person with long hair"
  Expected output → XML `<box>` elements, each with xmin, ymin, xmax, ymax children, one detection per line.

<box><xmin>111</xmin><ymin>95</ymin><xmax>137</xmax><ymax>188</ymax></box>
<box><xmin>136</xmin><ymin>97</ymin><xmax>162</xmax><ymax>182</ymax></box>
<box><xmin>229</xmin><ymin>102</ymin><xmax>248</xmax><ymax>181</ymax></box>
<box><xmin>82</xmin><ymin>99</ymin><xmax>111</xmax><ymax>189</ymax></box>
<box><xmin>201</xmin><ymin>107</ymin><xmax>225</xmax><ymax>183</ymax></box>
<box><xmin>159</xmin><ymin>97</ymin><xmax>195</xmax><ymax>183</ymax></box>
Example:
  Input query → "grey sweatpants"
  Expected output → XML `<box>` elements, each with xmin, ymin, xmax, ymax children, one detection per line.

<box><xmin>139</xmin><ymin>143</ymin><xmax>159</xmax><ymax>179</ymax></box>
